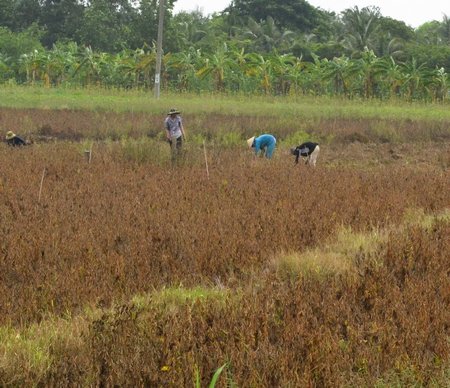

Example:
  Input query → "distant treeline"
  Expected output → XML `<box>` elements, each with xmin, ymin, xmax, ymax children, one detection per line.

<box><xmin>0</xmin><ymin>0</ymin><xmax>449</xmax><ymax>100</ymax></box>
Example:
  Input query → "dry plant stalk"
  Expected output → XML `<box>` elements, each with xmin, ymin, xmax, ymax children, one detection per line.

<box><xmin>203</xmin><ymin>140</ymin><xmax>209</xmax><ymax>179</ymax></box>
<box><xmin>38</xmin><ymin>167</ymin><xmax>46</xmax><ymax>203</ymax></box>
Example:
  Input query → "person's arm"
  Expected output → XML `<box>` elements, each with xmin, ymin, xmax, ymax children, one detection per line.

<box><xmin>253</xmin><ymin>140</ymin><xmax>261</xmax><ymax>156</ymax></box>
<box><xmin>165</xmin><ymin>119</ymin><xmax>171</xmax><ymax>141</ymax></box>
<box><xmin>179</xmin><ymin>118</ymin><xmax>186</xmax><ymax>140</ymax></box>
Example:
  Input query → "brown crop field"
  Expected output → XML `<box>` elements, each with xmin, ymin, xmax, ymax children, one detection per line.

<box><xmin>0</xmin><ymin>98</ymin><xmax>449</xmax><ymax>386</ymax></box>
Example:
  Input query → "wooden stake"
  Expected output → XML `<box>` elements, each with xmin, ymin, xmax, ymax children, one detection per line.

<box><xmin>203</xmin><ymin>140</ymin><xmax>209</xmax><ymax>179</ymax></box>
<box><xmin>38</xmin><ymin>168</ymin><xmax>46</xmax><ymax>203</ymax></box>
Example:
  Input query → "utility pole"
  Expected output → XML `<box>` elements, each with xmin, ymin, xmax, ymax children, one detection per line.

<box><xmin>154</xmin><ymin>0</ymin><xmax>165</xmax><ymax>99</ymax></box>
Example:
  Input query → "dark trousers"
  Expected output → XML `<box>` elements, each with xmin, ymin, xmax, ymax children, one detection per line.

<box><xmin>169</xmin><ymin>136</ymin><xmax>183</xmax><ymax>161</ymax></box>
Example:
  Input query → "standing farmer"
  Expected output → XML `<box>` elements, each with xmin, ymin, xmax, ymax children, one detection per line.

<box><xmin>290</xmin><ymin>141</ymin><xmax>320</xmax><ymax>166</ymax></box>
<box><xmin>247</xmin><ymin>134</ymin><xmax>277</xmax><ymax>159</ymax></box>
<box><xmin>164</xmin><ymin>108</ymin><xmax>186</xmax><ymax>160</ymax></box>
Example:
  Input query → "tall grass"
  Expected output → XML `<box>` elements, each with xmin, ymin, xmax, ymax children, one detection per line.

<box><xmin>1</xmin><ymin>85</ymin><xmax>450</xmax><ymax>121</ymax></box>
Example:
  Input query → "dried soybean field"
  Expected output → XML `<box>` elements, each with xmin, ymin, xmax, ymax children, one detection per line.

<box><xmin>0</xmin><ymin>93</ymin><xmax>449</xmax><ymax>386</ymax></box>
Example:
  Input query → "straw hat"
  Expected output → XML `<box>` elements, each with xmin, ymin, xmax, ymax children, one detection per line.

<box><xmin>246</xmin><ymin>136</ymin><xmax>255</xmax><ymax>148</ymax></box>
<box><xmin>5</xmin><ymin>131</ymin><xmax>15</xmax><ymax>140</ymax></box>
<box><xmin>168</xmin><ymin>108</ymin><xmax>181</xmax><ymax>115</ymax></box>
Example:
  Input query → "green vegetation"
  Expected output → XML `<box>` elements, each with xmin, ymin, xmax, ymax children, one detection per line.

<box><xmin>274</xmin><ymin>207</ymin><xmax>450</xmax><ymax>281</ymax></box>
<box><xmin>1</xmin><ymin>86</ymin><xmax>450</xmax><ymax>122</ymax></box>
<box><xmin>0</xmin><ymin>2</ymin><xmax>449</xmax><ymax>100</ymax></box>
<box><xmin>132</xmin><ymin>286</ymin><xmax>233</xmax><ymax>310</ymax></box>
<box><xmin>1</xmin><ymin>3</ymin><xmax>449</xmax><ymax>382</ymax></box>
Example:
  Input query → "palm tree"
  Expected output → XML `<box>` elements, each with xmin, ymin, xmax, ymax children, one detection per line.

<box><xmin>341</xmin><ymin>6</ymin><xmax>381</xmax><ymax>55</ymax></box>
<box><xmin>168</xmin><ymin>11</ymin><xmax>208</xmax><ymax>51</ymax></box>
<box><xmin>240</xmin><ymin>16</ymin><xmax>295</xmax><ymax>53</ymax></box>
<box><xmin>376</xmin><ymin>33</ymin><xmax>404</xmax><ymax>59</ymax></box>
<box><xmin>439</xmin><ymin>14</ymin><xmax>450</xmax><ymax>44</ymax></box>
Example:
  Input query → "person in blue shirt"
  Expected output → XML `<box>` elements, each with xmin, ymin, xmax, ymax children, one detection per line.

<box><xmin>247</xmin><ymin>134</ymin><xmax>277</xmax><ymax>159</ymax></box>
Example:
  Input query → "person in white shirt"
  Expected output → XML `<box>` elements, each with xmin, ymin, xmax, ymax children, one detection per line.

<box><xmin>164</xmin><ymin>108</ymin><xmax>186</xmax><ymax>158</ymax></box>
<box><xmin>290</xmin><ymin>142</ymin><xmax>320</xmax><ymax>166</ymax></box>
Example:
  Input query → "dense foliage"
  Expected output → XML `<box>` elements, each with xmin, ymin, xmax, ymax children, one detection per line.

<box><xmin>0</xmin><ymin>1</ymin><xmax>449</xmax><ymax>100</ymax></box>
<box><xmin>0</xmin><ymin>103</ymin><xmax>449</xmax><ymax>385</ymax></box>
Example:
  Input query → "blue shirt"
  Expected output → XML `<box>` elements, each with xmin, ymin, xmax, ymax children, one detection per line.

<box><xmin>253</xmin><ymin>134</ymin><xmax>276</xmax><ymax>155</ymax></box>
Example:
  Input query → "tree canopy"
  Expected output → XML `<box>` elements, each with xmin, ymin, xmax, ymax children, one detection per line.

<box><xmin>0</xmin><ymin>0</ymin><xmax>449</xmax><ymax>100</ymax></box>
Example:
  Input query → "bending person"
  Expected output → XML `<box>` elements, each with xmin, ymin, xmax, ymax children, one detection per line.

<box><xmin>5</xmin><ymin>131</ymin><xmax>27</xmax><ymax>147</ymax></box>
<box><xmin>291</xmin><ymin>141</ymin><xmax>320</xmax><ymax>166</ymax></box>
<box><xmin>247</xmin><ymin>134</ymin><xmax>277</xmax><ymax>159</ymax></box>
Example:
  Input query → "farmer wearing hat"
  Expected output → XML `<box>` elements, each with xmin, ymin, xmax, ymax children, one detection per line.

<box><xmin>247</xmin><ymin>134</ymin><xmax>277</xmax><ymax>159</ymax></box>
<box><xmin>290</xmin><ymin>141</ymin><xmax>320</xmax><ymax>166</ymax></box>
<box><xmin>5</xmin><ymin>131</ymin><xmax>26</xmax><ymax>147</ymax></box>
<box><xmin>164</xmin><ymin>108</ymin><xmax>186</xmax><ymax>159</ymax></box>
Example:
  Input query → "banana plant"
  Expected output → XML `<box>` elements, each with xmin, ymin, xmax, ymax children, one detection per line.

<box><xmin>196</xmin><ymin>43</ymin><xmax>235</xmax><ymax>92</ymax></box>
<box><xmin>72</xmin><ymin>46</ymin><xmax>100</xmax><ymax>86</ymax></box>
<box><xmin>372</xmin><ymin>56</ymin><xmax>404</xmax><ymax>98</ymax></box>
<box><xmin>246</xmin><ymin>52</ymin><xmax>274</xmax><ymax>94</ymax></box>
<box><xmin>320</xmin><ymin>56</ymin><xmax>350</xmax><ymax>96</ymax></box>
<box><xmin>401</xmin><ymin>58</ymin><xmax>429</xmax><ymax>100</ymax></box>
<box><xmin>0</xmin><ymin>53</ymin><xmax>11</xmax><ymax>81</ymax></box>
<box><xmin>347</xmin><ymin>48</ymin><xmax>380</xmax><ymax>98</ymax></box>
<box><xmin>268</xmin><ymin>52</ymin><xmax>296</xmax><ymax>95</ymax></box>
<box><xmin>167</xmin><ymin>47</ymin><xmax>203</xmax><ymax>91</ymax></box>
<box><xmin>430</xmin><ymin>66</ymin><xmax>448</xmax><ymax>102</ymax></box>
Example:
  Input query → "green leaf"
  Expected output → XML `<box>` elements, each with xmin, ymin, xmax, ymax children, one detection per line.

<box><xmin>208</xmin><ymin>363</ymin><xmax>227</xmax><ymax>388</ymax></box>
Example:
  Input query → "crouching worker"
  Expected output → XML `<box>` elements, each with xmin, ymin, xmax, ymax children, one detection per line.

<box><xmin>5</xmin><ymin>131</ymin><xmax>27</xmax><ymax>147</ymax></box>
<box><xmin>291</xmin><ymin>141</ymin><xmax>320</xmax><ymax>166</ymax></box>
<box><xmin>247</xmin><ymin>134</ymin><xmax>277</xmax><ymax>159</ymax></box>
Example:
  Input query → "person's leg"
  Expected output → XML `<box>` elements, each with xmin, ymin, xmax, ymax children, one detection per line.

<box><xmin>309</xmin><ymin>146</ymin><xmax>320</xmax><ymax>166</ymax></box>
<box><xmin>265</xmin><ymin>141</ymin><xmax>276</xmax><ymax>159</ymax></box>
<box><xmin>170</xmin><ymin>136</ymin><xmax>183</xmax><ymax>164</ymax></box>
<box><xmin>176</xmin><ymin>136</ymin><xmax>183</xmax><ymax>152</ymax></box>
<box><xmin>259</xmin><ymin>146</ymin><xmax>266</xmax><ymax>158</ymax></box>
<box><xmin>170</xmin><ymin>136</ymin><xmax>178</xmax><ymax>163</ymax></box>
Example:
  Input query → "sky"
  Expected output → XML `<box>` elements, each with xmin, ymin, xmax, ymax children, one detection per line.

<box><xmin>172</xmin><ymin>0</ymin><xmax>450</xmax><ymax>28</ymax></box>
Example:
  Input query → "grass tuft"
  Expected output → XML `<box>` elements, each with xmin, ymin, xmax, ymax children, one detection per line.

<box><xmin>273</xmin><ymin>226</ymin><xmax>387</xmax><ymax>281</ymax></box>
